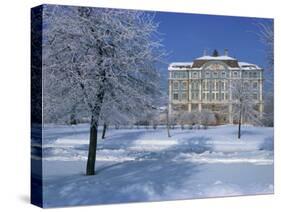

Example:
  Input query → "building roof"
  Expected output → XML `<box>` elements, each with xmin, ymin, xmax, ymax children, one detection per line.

<box><xmin>168</xmin><ymin>62</ymin><xmax>193</xmax><ymax>70</ymax></box>
<box><xmin>192</xmin><ymin>59</ymin><xmax>239</xmax><ymax>68</ymax></box>
<box><xmin>169</xmin><ymin>51</ymin><xmax>261</xmax><ymax>71</ymax></box>
<box><xmin>238</xmin><ymin>62</ymin><xmax>261</xmax><ymax>70</ymax></box>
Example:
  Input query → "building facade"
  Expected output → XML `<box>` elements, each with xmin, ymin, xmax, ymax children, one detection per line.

<box><xmin>168</xmin><ymin>50</ymin><xmax>263</xmax><ymax>124</ymax></box>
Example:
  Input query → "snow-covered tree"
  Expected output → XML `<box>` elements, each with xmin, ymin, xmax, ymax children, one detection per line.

<box><xmin>198</xmin><ymin>110</ymin><xmax>216</xmax><ymax>129</ymax></box>
<box><xmin>42</xmin><ymin>5</ymin><xmax>164</xmax><ymax>175</ymax></box>
<box><xmin>257</xmin><ymin>21</ymin><xmax>274</xmax><ymax>127</ymax></box>
<box><xmin>231</xmin><ymin>80</ymin><xmax>262</xmax><ymax>139</ymax></box>
<box><xmin>257</xmin><ymin>22</ymin><xmax>274</xmax><ymax>70</ymax></box>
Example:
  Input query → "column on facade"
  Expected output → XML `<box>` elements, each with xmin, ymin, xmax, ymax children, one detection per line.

<box><xmin>198</xmin><ymin>77</ymin><xmax>202</xmax><ymax>112</ymax></box>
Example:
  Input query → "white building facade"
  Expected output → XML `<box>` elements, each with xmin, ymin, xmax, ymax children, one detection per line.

<box><xmin>168</xmin><ymin>50</ymin><xmax>263</xmax><ymax>124</ymax></box>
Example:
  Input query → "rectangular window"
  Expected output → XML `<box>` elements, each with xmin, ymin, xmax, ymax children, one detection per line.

<box><xmin>173</xmin><ymin>93</ymin><xmax>179</xmax><ymax>100</ymax></box>
<box><xmin>253</xmin><ymin>93</ymin><xmax>258</xmax><ymax>100</ymax></box>
<box><xmin>221</xmin><ymin>93</ymin><xmax>225</xmax><ymax>100</ymax></box>
<box><xmin>253</xmin><ymin>82</ymin><xmax>258</xmax><ymax>89</ymax></box>
<box><xmin>192</xmin><ymin>72</ymin><xmax>198</xmax><ymax>78</ymax></box>
<box><xmin>181</xmin><ymin>82</ymin><xmax>187</xmax><ymax>90</ymax></box>
<box><xmin>181</xmin><ymin>92</ymin><xmax>187</xmax><ymax>100</ymax></box>
<box><xmin>213</xmin><ymin>72</ymin><xmax>218</xmax><ymax>78</ymax></box>
<box><xmin>249</xmin><ymin>72</ymin><xmax>253</xmax><ymax>78</ymax></box>
<box><xmin>173</xmin><ymin>81</ymin><xmax>179</xmax><ymax>90</ymax></box>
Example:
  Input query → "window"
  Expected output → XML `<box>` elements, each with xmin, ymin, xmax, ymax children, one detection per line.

<box><xmin>253</xmin><ymin>82</ymin><xmax>258</xmax><ymax>89</ymax></box>
<box><xmin>213</xmin><ymin>72</ymin><xmax>218</xmax><ymax>78</ymax></box>
<box><xmin>203</xmin><ymin>81</ymin><xmax>206</xmax><ymax>90</ymax></box>
<box><xmin>181</xmin><ymin>82</ymin><xmax>187</xmax><ymax>90</ymax></box>
<box><xmin>221</xmin><ymin>82</ymin><xmax>225</xmax><ymax>90</ymax></box>
<box><xmin>233</xmin><ymin>71</ymin><xmax>238</xmax><ymax>77</ymax></box>
<box><xmin>192</xmin><ymin>92</ymin><xmax>198</xmax><ymax>100</ymax></box>
<box><xmin>192</xmin><ymin>72</ymin><xmax>198</xmax><ymax>78</ymax></box>
<box><xmin>249</xmin><ymin>72</ymin><xmax>253</xmax><ymax>78</ymax></box>
<box><xmin>222</xmin><ymin>72</ymin><xmax>226</xmax><ymax>78</ymax></box>
<box><xmin>221</xmin><ymin>93</ymin><xmax>225</xmax><ymax>100</ymax></box>
<box><xmin>253</xmin><ymin>72</ymin><xmax>257</xmax><ymax>78</ymax></box>
<box><xmin>244</xmin><ymin>82</ymin><xmax>249</xmax><ymax>88</ymax></box>
<box><xmin>173</xmin><ymin>81</ymin><xmax>179</xmax><ymax>90</ymax></box>
<box><xmin>205</xmin><ymin>72</ymin><xmax>210</xmax><ymax>78</ymax></box>
<box><xmin>212</xmin><ymin>93</ymin><xmax>215</xmax><ymax>100</ymax></box>
<box><xmin>225</xmin><ymin>93</ymin><xmax>228</xmax><ymax>100</ymax></box>
<box><xmin>202</xmin><ymin>93</ymin><xmax>205</xmax><ymax>100</ymax></box>
<box><xmin>215</xmin><ymin>82</ymin><xmax>219</xmax><ymax>90</ymax></box>
<box><xmin>173</xmin><ymin>93</ymin><xmax>179</xmax><ymax>100</ymax></box>
<box><xmin>253</xmin><ymin>93</ymin><xmax>258</xmax><ymax>100</ymax></box>
<box><xmin>181</xmin><ymin>92</ymin><xmax>187</xmax><ymax>100</ymax></box>
<box><xmin>215</xmin><ymin>93</ymin><xmax>219</xmax><ymax>100</ymax></box>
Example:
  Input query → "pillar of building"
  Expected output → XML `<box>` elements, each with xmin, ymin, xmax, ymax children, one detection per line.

<box><xmin>228</xmin><ymin>103</ymin><xmax>233</xmax><ymax>124</ymax></box>
<box><xmin>198</xmin><ymin>103</ymin><xmax>202</xmax><ymax>112</ymax></box>
<box><xmin>188</xmin><ymin>103</ymin><xmax>191</xmax><ymax>112</ymax></box>
<box><xmin>259</xmin><ymin>103</ymin><xmax>263</xmax><ymax>119</ymax></box>
<box><xmin>199</xmin><ymin>78</ymin><xmax>202</xmax><ymax>112</ymax></box>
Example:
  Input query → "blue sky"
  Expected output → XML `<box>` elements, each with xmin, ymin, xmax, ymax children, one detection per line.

<box><xmin>154</xmin><ymin>11</ymin><xmax>273</xmax><ymax>69</ymax></box>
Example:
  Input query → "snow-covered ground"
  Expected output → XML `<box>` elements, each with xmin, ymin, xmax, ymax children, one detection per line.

<box><xmin>32</xmin><ymin>124</ymin><xmax>274</xmax><ymax>207</ymax></box>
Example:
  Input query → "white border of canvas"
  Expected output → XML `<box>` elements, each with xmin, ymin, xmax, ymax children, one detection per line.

<box><xmin>0</xmin><ymin>0</ymin><xmax>279</xmax><ymax>212</ymax></box>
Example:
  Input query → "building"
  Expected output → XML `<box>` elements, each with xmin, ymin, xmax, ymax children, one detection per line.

<box><xmin>168</xmin><ymin>50</ymin><xmax>263</xmax><ymax>124</ymax></box>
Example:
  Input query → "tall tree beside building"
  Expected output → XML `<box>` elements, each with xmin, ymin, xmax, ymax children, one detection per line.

<box><xmin>231</xmin><ymin>80</ymin><xmax>262</xmax><ymax>139</ymax></box>
<box><xmin>257</xmin><ymin>21</ymin><xmax>274</xmax><ymax>126</ymax></box>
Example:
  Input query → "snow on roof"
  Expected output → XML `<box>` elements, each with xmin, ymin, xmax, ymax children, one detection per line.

<box><xmin>238</xmin><ymin>62</ymin><xmax>261</xmax><ymax>70</ymax></box>
<box><xmin>169</xmin><ymin>62</ymin><xmax>193</xmax><ymax>70</ymax></box>
<box><xmin>170</xmin><ymin>62</ymin><xmax>193</xmax><ymax>67</ymax></box>
<box><xmin>195</xmin><ymin>55</ymin><xmax>236</xmax><ymax>61</ymax></box>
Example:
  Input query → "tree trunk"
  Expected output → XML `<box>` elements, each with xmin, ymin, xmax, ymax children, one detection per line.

<box><xmin>70</xmin><ymin>113</ymin><xmax>77</xmax><ymax>125</ymax></box>
<box><xmin>86</xmin><ymin>84</ymin><xmax>105</xmax><ymax>175</ymax></box>
<box><xmin>101</xmin><ymin>123</ymin><xmax>107</xmax><ymax>139</ymax></box>
<box><xmin>86</xmin><ymin>121</ymin><xmax>98</xmax><ymax>175</ymax></box>
<box><xmin>238</xmin><ymin>106</ymin><xmax>242</xmax><ymax>139</ymax></box>
<box><xmin>166</xmin><ymin>110</ymin><xmax>171</xmax><ymax>137</ymax></box>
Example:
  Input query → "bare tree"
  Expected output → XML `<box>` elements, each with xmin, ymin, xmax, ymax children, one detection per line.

<box><xmin>43</xmin><ymin>5</ymin><xmax>164</xmax><ymax>175</ymax></box>
<box><xmin>257</xmin><ymin>22</ymin><xmax>274</xmax><ymax>70</ymax></box>
<box><xmin>198</xmin><ymin>110</ymin><xmax>216</xmax><ymax>129</ymax></box>
<box><xmin>231</xmin><ymin>80</ymin><xmax>262</xmax><ymax>139</ymax></box>
<box><xmin>257</xmin><ymin>21</ymin><xmax>274</xmax><ymax>126</ymax></box>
